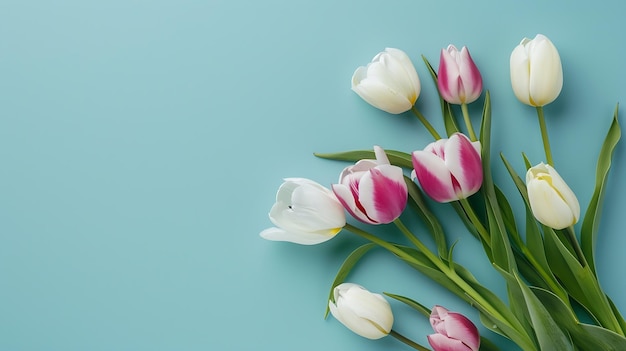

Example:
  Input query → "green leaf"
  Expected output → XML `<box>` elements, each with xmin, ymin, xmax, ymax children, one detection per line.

<box><xmin>513</xmin><ymin>273</ymin><xmax>574</xmax><ymax>351</ymax></box>
<box><xmin>384</xmin><ymin>292</ymin><xmax>431</xmax><ymax>318</ymax></box>
<box><xmin>404</xmin><ymin>176</ymin><xmax>448</xmax><ymax>257</ymax></box>
<box><xmin>543</xmin><ymin>227</ymin><xmax>624</xmax><ymax>334</ymax></box>
<box><xmin>324</xmin><ymin>243</ymin><xmax>377</xmax><ymax>318</ymax></box>
<box><xmin>581</xmin><ymin>106</ymin><xmax>621</xmax><ymax>274</ymax></box>
<box><xmin>533</xmin><ymin>287</ymin><xmax>626</xmax><ymax>350</ymax></box>
<box><xmin>314</xmin><ymin>149</ymin><xmax>413</xmax><ymax>169</ymax></box>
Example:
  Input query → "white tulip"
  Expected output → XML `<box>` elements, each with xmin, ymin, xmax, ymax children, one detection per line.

<box><xmin>329</xmin><ymin>283</ymin><xmax>394</xmax><ymax>340</ymax></box>
<box><xmin>352</xmin><ymin>48</ymin><xmax>421</xmax><ymax>114</ymax></box>
<box><xmin>260</xmin><ymin>178</ymin><xmax>346</xmax><ymax>245</ymax></box>
<box><xmin>510</xmin><ymin>34</ymin><xmax>563</xmax><ymax>107</ymax></box>
<box><xmin>526</xmin><ymin>163</ymin><xmax>580</xmax><ymax>230</ymax></box>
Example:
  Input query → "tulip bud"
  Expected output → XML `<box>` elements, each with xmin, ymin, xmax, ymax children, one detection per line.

<box><xmin>328</xmin><ymin>283</ymin><xmax>394</xmax><ymax>340</ymax></box>
<box><xmin>526</xmin><ymin>163</ymin><xmax>580</xmax><ymax>230</ymax></box>
<box><xmin>428</xmin><ymin>305</ymin><xmax>480</xmax><ymax>351</ymax></box>
<box><xmin>332</xmin><ymin>146</ymin><xmax>408</xmax><ymax>224</ymax></box>
<box><xmin>437</xmin><ymin>45</ymin><xmax>483</xmax><ymax>105</ymax></box>
<box><xmin>352</xmin><ymin>48</ymin><xmax>421</xmax><ymax>114</ymax></box>
<box><xmin>260</xmin><ymin>178</ymin><xmax>346</xmax><ymax>245</ymax></box>
<box><xmin>510</xmin><ymin>34</ymin><xmax>563</xmax><ymax>107</ymax></box>
<box><xmin>411</xmin><ymin>133</ymin><xmax>482</xmax><ymax>203</ymax></box>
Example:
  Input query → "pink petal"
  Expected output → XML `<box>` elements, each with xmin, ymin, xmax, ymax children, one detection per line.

<box><xmin>428</xmin><ymin>334</ymin><xmax>473</xmax><ymax>351</ymax></box>
<box><xmin>444</xmin><ymin>134</ymin><xmax>483</xmax><ymax>198</ymax></box>
<box><xmin>357</xmin><ymin>165</ymin><xmax>407</xmax><ymax>223</ymax></box>
<box><xmin>438</xmin><ymin>48</ymin><xmax>462</xmax><ymax>104</ymax></box>
<box><xmin>443</xmin><ymin>312</ymin><xmax>480</xmax><ymax>351</ymax></box>
<box><xmin>412</xmin><ymin>151</ymin><xmax>458</xmax><ymax>203</ymax></box>
<box><xmin>457</xmin><ymin>47</ymin><xmax>483</xmax><ymax>103</ymax></box>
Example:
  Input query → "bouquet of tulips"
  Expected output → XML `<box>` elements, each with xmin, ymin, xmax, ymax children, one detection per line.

<box><xmin>260</xmin><ymin>34</ymin><xmax>624</xmax><ymax>351</ymax></box>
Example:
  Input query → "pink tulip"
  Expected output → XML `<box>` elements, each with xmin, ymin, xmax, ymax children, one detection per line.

<box><xmin>332</xmin><ymin>146</ymin><xmax>407</xmax><ymax>224</ymax></box>
<box><xmin>437</xmin><ymin>45</ymin><xmax>483</xmax><ymax>105</ymax></box>
<box><xmin>428</xmin><ymin>305</ymin><xmax>480</xmax><ymax>351</ymax></box>
<box><xmin>411</xmin><ymin>133</ymin><xmax>482</xmax><ymax>203</ymax></box>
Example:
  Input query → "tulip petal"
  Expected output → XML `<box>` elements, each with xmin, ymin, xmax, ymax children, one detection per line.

<box><xmin>510</xmin><ymin>44</ymin><xmax>532</xmax><ymax>106</ymax></box>
<box><xmin>443</xmin><ymin>312</ymin><xmax>481</xmax><ymax>351</ymax></box>
<box><xmin>528</xmin><ymin>39</ymin><xmax>562</xmax><ymax>106</ymax></box>
<box><xmin>357</xmin><ymin>165</ymin><xmax>407</xmax><ymax>223</ymax></box>
<box><xmin>438</xmin><ymin>48</ymin><xmax>462</xmax><ymax>104</ymax></box>
<box><xmin>352</xmin><ymin>78</ymin><xmax>413</xmax><ymax>114</ymax></box>
<box><xmin>332</xmin><ymin>183</ymin><xmax>377</xmax><ymax>224</ymax></box>
<box><xmin>457</xmin><ymin>47</ymin><xmax>482</xmax><ymax>103</ymax></box>
<box><xmin>544</xmin><ymin>165</ymin><xmax>580</xmax><ymax>221</ymax></box>
<box><xmin>260</xmin><ymin>227</ymin><xmax>336</xmax><ymax>245</ymax></box>
<box><xmin>412</xmin><ymin>151</ymin><xmax>458</xmax><ymax>203</ymax></box>
<box><xmin>283</xmin><ymin>184</ymin><xmax>346</xmax><ymax>230</ymax></box>
<box><xmin>444</xmin><ymin>134</ymin><xmax>483</xmax><ymax>198</ymax></box>
<box><xmin>527</xmin><ymin>179</ymin><xmax>576</xmax><ymax>229</ymax></box>
<box><xmin>428</xmin><ymin>334</ymin><xmax>473</xmax><ymax>351</ymax></box>
<box><xmin>385</xmin><ymin>48</ymin><xmax>421</xmax><ymax>98</ymax></box>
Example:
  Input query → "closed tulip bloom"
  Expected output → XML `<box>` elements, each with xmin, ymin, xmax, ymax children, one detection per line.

<box><xmin>412</xmin><ymin>133</ymin><xmax>482</xmax><ymax>203</ymax></box>
<box><xmin>329</xmin><ymin>283</ymin><xmax>394</xmax><ymax>340</ymax></box>
<box><xmin>510</xmin><ymin>34</ymin><xmax>563</xmax><ymax>107</ymax></box>
<box><xmin>260</xmin><ymin>178</ymin><xmax>346</xmax><ymax>245</ymax></box>
<box><xmin>526</xmin><ymin>163</ymin><xmax>580</xmax><ymax>230</ymax></box>
<box><xmin>437</xmin><ymin>45</ymin><xmax>483</xmax><ymax>104</ymax></box>
<box><xmin>428</xmin><ymin>305</ymin><xmax>480</xmax><ymax>351</ymax></box>
<box><xmin>352</xmin><ymin>48</ymin><xmax>421</xmax><ymax>114</ymax></box>
<box><xmin>332</xmin><ymin>146</ymin><xmax>407</xmax><ymax>224</ymax></box>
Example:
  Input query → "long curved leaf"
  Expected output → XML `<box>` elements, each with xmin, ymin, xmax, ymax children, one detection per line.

<box><xmin>314</xmin><ymin>149</ymin><xmax>413</xmax><ymax>169</ymax></box>
<box><xmin>581</xmin><ymin>106</ymin><xmax>621</xmax><ymax>274</ymax></box>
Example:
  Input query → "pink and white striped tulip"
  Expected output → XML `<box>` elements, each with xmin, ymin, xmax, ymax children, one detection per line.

<box><xmin>428</xmin><ymin>305</ymin><xmax>480</xmax><ymax>351</ymax></box>
<box><xmin>412</xmin><ymin>133</ymin><xmax>482</xmax><ymax>203</ymax></box>
<box><xmin>437</xmin><ymin>45</ymin><xmax>483</xmax><ymax>105</ymax></box>
<box><xmin>332</xmin><ymin>146</ymin><xmax>407</xmax><ymax>224</ymax></box>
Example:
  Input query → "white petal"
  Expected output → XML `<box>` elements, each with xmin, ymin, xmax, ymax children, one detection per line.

<box><xmin>545</xmin><ymin>165</ymin><xmax>580</xmax><ymax>222</ymax></box>
<box><xmin>510</xmin><ymin>44</ymin><xmax>532</xmax><ymax>106</ymax></box>
<box><xmin>259</xmin><ymin>227</ymin><xmax>335</xmax><ymax>245</ymax></box>
<box><xmin>352</xmin><ymin>78</ymin><xmax>413</xmax><ymax>114</ymax></box>
<box><xmin>528</xmin><ymin>37</ymin><xmax>562</xmax><ymax>106</ymax></box>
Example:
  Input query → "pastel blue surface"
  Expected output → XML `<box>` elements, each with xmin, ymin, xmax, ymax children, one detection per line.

<box><xmin>1</xmin><ymin>1</ymin><xmax>625</xmax><ymax>350</ymax></box>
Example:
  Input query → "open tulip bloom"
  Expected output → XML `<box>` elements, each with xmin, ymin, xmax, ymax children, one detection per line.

<box><xmin>332</xmin><ymin>146</ymin><xmax>408</xmax><ymax>224</ymax></box>
<box><xmin>260</xmin><ymin>178</ymin><xmax>346</xmax><ymax>245</ymax></box>
<box><xmin>412</xmin><ymin>133</ymin><xmax>482</xmax><ymax>203</ymax></box>
<box><xmin>263</xmin><ymin>39</ymin><xmax>626</xmax><ymax>351</ymax></box>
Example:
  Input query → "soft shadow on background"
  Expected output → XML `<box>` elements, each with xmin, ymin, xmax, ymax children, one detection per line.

<box><xmin>1</xmin><ymin>1</ymin><xmax>624</xmax><ymax>350</ymax></box>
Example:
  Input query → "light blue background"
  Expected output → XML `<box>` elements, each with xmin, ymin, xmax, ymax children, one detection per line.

<box><xmin>1</xmin><ymin>1</ymin><xmax>624</xmax><ymax>350</ymax></box>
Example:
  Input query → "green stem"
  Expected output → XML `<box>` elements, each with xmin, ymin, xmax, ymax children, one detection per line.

<box><xmin>412</xmin><ymin>106</ymin><xmax>441</xmax><ymax>140</ymax></box>
<box><xmin>457</xmin><ymin>198</ymin><xmax>491</xmax><ymax>249</ymax></box>
<box><xmin>461</xmin><ymin>103</ymin><xmax>477</xmax><ymax>141</ymax></box>
<box><xmin>536</xmin><ymin>106</ymin><xmax>554</xmax><ymax>166</ymax></box>
<box><xmin>389</xmin><ymin>330</ymin><xmax>431</xmax><ymax>351</ymax></box>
